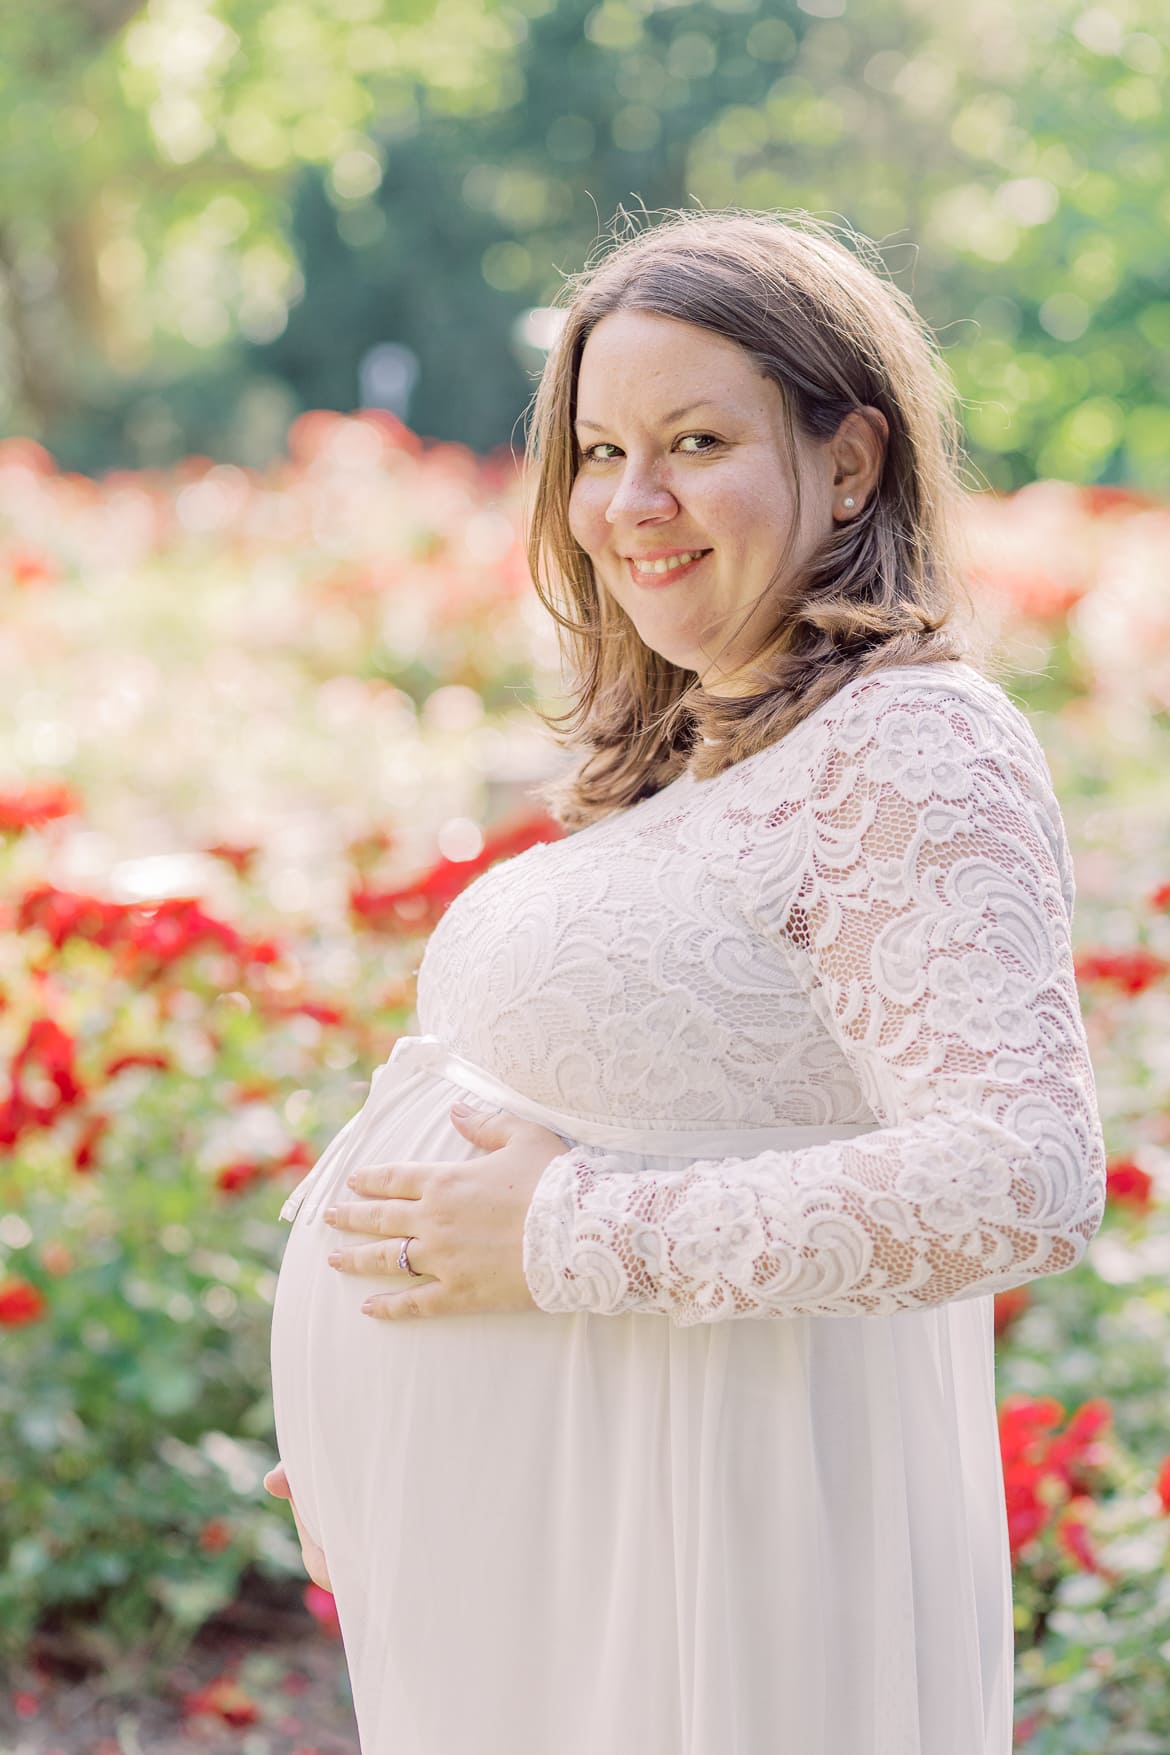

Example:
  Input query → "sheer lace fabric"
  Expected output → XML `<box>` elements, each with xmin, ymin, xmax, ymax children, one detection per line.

<box><xmin>416</xmin><ymin>661</ymin><xmax>1105</xmax><ymax>1325</ymax></box>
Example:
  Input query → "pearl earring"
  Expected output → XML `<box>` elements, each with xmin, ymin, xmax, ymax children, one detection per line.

<box><xmin>843</xmin><ymin>497</ymin><xmax>856</xmax><ymax>509</ymax></box>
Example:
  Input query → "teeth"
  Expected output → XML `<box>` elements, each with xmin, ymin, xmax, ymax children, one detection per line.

<box><xmin>630</xmin><ymin>550</ymin><xmax>706</xmax><ymax>575</ymax></box>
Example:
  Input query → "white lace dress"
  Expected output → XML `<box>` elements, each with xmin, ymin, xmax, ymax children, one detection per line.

<box><xmin>269</xmin><ymin>659</ymin><xmax>1106</xmax><ymax>1755</ymax></box>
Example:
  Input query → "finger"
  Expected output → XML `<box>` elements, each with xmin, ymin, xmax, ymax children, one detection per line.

<box><xmin>291</xmin><ymin>1505</ymin><xmax>325</xmax><ymax>1567</ymax></box>
<box><xmin>285</xmin><ymin>1494</ymin><xmax>329</xmax><ymax>1577</ymax></box>
<box><xmin>264</xmin><ymin>1462</ymin><xmax>291</xmax><ymax>1499</ymax></box>
<box><xmin>266</xmin><ymin>1465</ymin><xmax>317</xmax><ymax>1546</ymax></box>
<box><xmin>325</xmin><ymin>1199</ymin><xmax>420</xmax><ymax>1238</ymax></box>
<box><xmin>448</xmin><ymin>1104</ymin><xmax>509</xmax><ymax>1147</ymax></box>
<box><xmin>271</xmin><ymin>1479</ymin><xmax>331</xmax><ymax>1587</ymax></box>
<box><xmin>296</xmin><ymin>1521</ymin><xmax>331</xmax><ymax>1591</ymax></box>
<box><xmin>345</xmin><ymin>1165</ymin><xmax>427</xmax><ymax>1198</ymax></box>
<box><xmin>361</xmin><ymin>1286</ymin><xmax>442</xmax><ymax>1320</ymax></box>
<box><xmin>289</xmin><ymin>1499</ymin><xmax>312</xmax><ymax>1547</ymax></box>
<box><xmin>345</xmin><ymin>1161</ymin><xmax>429</xmax><ymax>1199</ymax></box>
<box><xmin>329</xmin><ymin>1237</ymin><xmax>433</xmax><ymax>1279</ymax></box>
<box><xmin>306</xmin><ymin>1554</ymin><xmax>332</xmax><ymax>1593</ymax></box>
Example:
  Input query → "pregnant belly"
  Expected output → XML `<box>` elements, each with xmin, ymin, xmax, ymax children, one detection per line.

<box><xmin>268</xmin><ymin>1063</ymin><xmax>583</xmax><ymax>1559</ymax></box>
<box><xmin>268</xmin><ymin>1066</ymin><xmax>688</xmax><ymax>1755</ymax></box>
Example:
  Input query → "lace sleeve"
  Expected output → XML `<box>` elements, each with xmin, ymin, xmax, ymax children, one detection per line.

<box><xmin>521</xmin><ymin>687</ymin><xmax>1107</xmax><ymax>1324</ymax></box>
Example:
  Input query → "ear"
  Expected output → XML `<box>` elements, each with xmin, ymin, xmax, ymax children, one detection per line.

<box><xmin>829</xmin><ymin>407</ymin><xmax>887</xmax><ymax>517</ymax></box>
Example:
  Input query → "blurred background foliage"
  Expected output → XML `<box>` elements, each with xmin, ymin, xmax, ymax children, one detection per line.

<box><xmin>2</xmin><ymin>0</ymin><xmax>1168</xmax><ymax>490</ymax></box>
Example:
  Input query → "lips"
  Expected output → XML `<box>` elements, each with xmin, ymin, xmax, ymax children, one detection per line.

<box><xmin>625</xmin><ymin>550</ymin><xmax>712</xmax><ymax>588</ymax></box>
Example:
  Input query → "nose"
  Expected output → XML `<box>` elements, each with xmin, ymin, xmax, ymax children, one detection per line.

<box><xmin>604</xmin><ymin>459</ymin><xmax>678</xmax><ymax>526</ymax></box>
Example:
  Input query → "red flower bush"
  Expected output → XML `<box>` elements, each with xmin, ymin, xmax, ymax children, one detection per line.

<box><xmin>15</xmin><ymin>882</ymin><xmax>282</xmax><ymax>977</ymax></box>
<box><xmin>1156</xmin><ymin>1456</ymin><xmax>1170</xmax><ymax>1516</ymax></box>
<box><xmin>5</xmin><ymin>548</ymin><xmax>57</xmax><ymax>589</ymax></box>
<box><xmin>0</xmin><ymin>1277</ymin><xmax>46</xmax><ymax>1326</ymax></box>
<box><xmin>72</xmin><ymin>1111</ymin><xmax>110</xmax><ymax>1173</ymax></box>
<box><xmin>1105</xmin><ymin>1159</ymin><xmax>1155</xmax><ymax>1213</ymax></box>
<box><xmin>351</xmin><ymin>809</ymin><xmax>564</xmax><ymax>935</ymax></box>
<box><xmin>1</xmin><ymin>1016</ymin><xmax>84</xmax><ymax>1143</ymax></box>
<box><xmin>215</xmin><ymin>1138</ymin><xmax>314</xmax><ymax>1196</ymax></box>
<box><xmin>15</xmin><ymin>882</ymin><xmax>139</xmax><ymax>953</ymax></box>
<box><xmin>198</xmin><ymin>1519</ymin><xmax>232</xmax><ymax>1553</ymax></box>
<box><xmin>182</xmin><ymin>1674</ymin><xmax>260</xmax><ymax>1726</ymax></box>
<box><xmin>103</xmin><ymin>1051</ymin><xmax>172</xmax><ymax>1078</ymax></box>
<box><xmin>203</xmin><ymin>840</ymin><xmax>261</xmax><ymax>877</ymax></box>
<box><xmin>216</xmin><ymin>1159</ymin><xmax>266</xmax><ymax>1195</ymax></box>
<box><xmin>999</xmin><ymin>1394</ymin><xmax>1115</xmax><ymax>1574</ymax></box>
<box><xmin>993</xmin><ymin>1285</ymin><xmax>1030</xmax><ymax>1338</ymax></box>
<box><xmin>1074</xmin><ymin>948</ymin><xmax>1170</xmax><ymax>996</ymax></box>
<box><xmin>1056</xmin><ymin>1497</ymin><xmax>1113</xmax><ymax>1578</ymax></box>
<box><xmin>254</xmin><ymin>996</ymin><xmax>349</xmax><ymax>1027</ymax></box>
<box><xmin>0</xmin><ymin>783</ymin><xmax>81</xmax><ymax>833</ymax></box>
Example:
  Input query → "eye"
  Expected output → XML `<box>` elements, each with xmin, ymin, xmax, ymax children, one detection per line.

<box><xmin>577</xmin><ymin>433</ymin><xmax>723</xmax><ymax>463</ymax></box>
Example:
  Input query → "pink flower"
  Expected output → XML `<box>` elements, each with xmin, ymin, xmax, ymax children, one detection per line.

<box><xmin>304</xmin><ymin>1583</ymin><xmax>341</xmax><ymax>1637</ymax></box>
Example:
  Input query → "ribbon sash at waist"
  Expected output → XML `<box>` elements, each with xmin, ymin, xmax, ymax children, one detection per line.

<box><xmin>280</xmin><ymin>1033</ymin><xmax>882</xmax><ymax>1225</ymax></box>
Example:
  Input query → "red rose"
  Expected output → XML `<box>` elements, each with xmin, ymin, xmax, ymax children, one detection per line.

<box><xmin>1105</xmin><ymin>1160</ymin><xmax>1155</xmax><ymax>1213</ymax></box>
<box><xmin>216</xmin><ymin>1160</ymin><xmax>263</xmax><ymax>1195</ymax></box>
<box><xmin>199</xmin><ymin>1519</ymin><xmax>232</xmax><ymax>1553</ymax></box>
<box><xmin>0</xmin><ymin>1277</ymin><xmax>46</xmax><ymax>1326</ymax></box>
<box><xmin>182</xmin><ymin>1676</ymin><xmax>259</xmax><ymax>1726</ymax></box>
<box><xmin>1155</xmin><ymin>1456</ymin><xmax>1170</xmax><ymax>1516</ymax></box>
<box><xmin>993</xmin><ymin>1285</ymin><xmax>1030</xmax><ymax>1338</ymax></box>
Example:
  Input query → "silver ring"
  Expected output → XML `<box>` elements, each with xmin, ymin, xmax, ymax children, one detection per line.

<box><xmin>398</xmin><ymin>1237</ymin><xmax>423</xmax><ymax>1276</ymax></box>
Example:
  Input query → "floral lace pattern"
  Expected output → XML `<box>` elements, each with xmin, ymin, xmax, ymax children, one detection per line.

<box><xmin>505</xmin><ymin>665</ymin><xmax>1107</xmax><ymax>1325</ymax></box>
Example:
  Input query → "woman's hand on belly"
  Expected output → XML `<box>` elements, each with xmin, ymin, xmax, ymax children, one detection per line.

<box><xmin>322</xmin><ymin>1100</ymin><xmax>567</xmax><ymax>1321</ymax></box>
<box><xmin>264</xmin><ymin>1461</ymin><xmax>332</xmax><ymax>1592</ymax></box>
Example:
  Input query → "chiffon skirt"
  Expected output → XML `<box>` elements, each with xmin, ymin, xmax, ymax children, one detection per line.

<box><xmin>269</xmin><ymin>1034</ymin><xmax>1015</xmax><ymax>1755</ymax></box>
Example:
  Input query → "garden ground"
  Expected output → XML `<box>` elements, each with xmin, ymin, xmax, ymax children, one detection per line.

<box><xmin>0</xmin><ymin>1574</ymin><xmax>357</xmax><ymax>1755</ymax></box>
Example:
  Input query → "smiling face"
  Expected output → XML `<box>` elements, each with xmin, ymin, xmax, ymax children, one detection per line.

<box><xmin>567</xmin><ymin>309</ymin><xmax>837</xmax><ymax>695</ymax></box>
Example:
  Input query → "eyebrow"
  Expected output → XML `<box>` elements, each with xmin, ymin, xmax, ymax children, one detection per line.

<box><xmin>574</xmin><ymin>401</ymin><xmax>721</xmax><ymax>433</ymax></box>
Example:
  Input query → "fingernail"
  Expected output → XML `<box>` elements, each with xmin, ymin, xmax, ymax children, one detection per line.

<box><xmin>451</xmin><ymin>1102</ymin><xmax>472</xmax><ymax>1117</ymax></box>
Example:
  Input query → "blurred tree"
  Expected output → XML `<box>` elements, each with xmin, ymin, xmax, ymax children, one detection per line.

<box><xmin>682</xmin><ymin>0</ymin><xmax>1170</xmax><ymax>490</ymax></box>
<box><xmin>0</xmin><ymin>0</ymin><xmax>518</xmax><ymax>439</ymax></box>
<box><xmin>242</xmin><ymin>0</ymin><xmax>785</xmax><ymax>457</ymax></box>
<box><xmin>2</xmin><ymin>0</ymin><xmax>1168</xmax><ymax>491</ymax></box>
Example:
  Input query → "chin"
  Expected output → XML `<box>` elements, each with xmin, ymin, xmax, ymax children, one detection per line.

<box><xmin>632</xmin><ymin>635</ymin><xmax>697</xmax><ymax>672</ymax></box>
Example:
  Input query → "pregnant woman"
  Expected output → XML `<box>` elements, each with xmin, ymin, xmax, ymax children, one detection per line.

<box><xmin>267</xmin><ymin>208</ymin><xmax>1106</xmax><ymax>1755</ymax></box>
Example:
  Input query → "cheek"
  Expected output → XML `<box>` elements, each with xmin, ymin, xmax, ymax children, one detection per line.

<box><xmin>568</xmin><ymin>478</ymin><xmax>607</xmax><ymax>552</ymax></box>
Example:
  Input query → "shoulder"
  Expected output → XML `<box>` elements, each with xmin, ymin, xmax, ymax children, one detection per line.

<box><xmin>811</xmin><ymin>660</ymin><xmax>1028</xmax><ymax>737</ymax></box>
<box><xmin>795</xmin><ymin>661</ymin><xmax>1053</xmax><ymax>791</ymax></box>
<box><xmin>773</xmin><ymin>659</ymin><xmax>1077</xmax><ymax>920</ymax></box>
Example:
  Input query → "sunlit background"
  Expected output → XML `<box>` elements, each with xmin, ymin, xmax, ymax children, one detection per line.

<box><xmin>3</xmin><ymin>0</ymin><xmax>1169</xmax><ymax>488</ymax></box>
<box><xmin>3</xmin><ymin>1</ymin><xmax>1170</xmax><ymax>1749</ymax></box>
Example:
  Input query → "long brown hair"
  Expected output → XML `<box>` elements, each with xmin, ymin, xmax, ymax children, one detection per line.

<box><xmin>522</xmin><ymin>206</ymin><xmax>1001</xmax><ymax>831</ymax></box>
